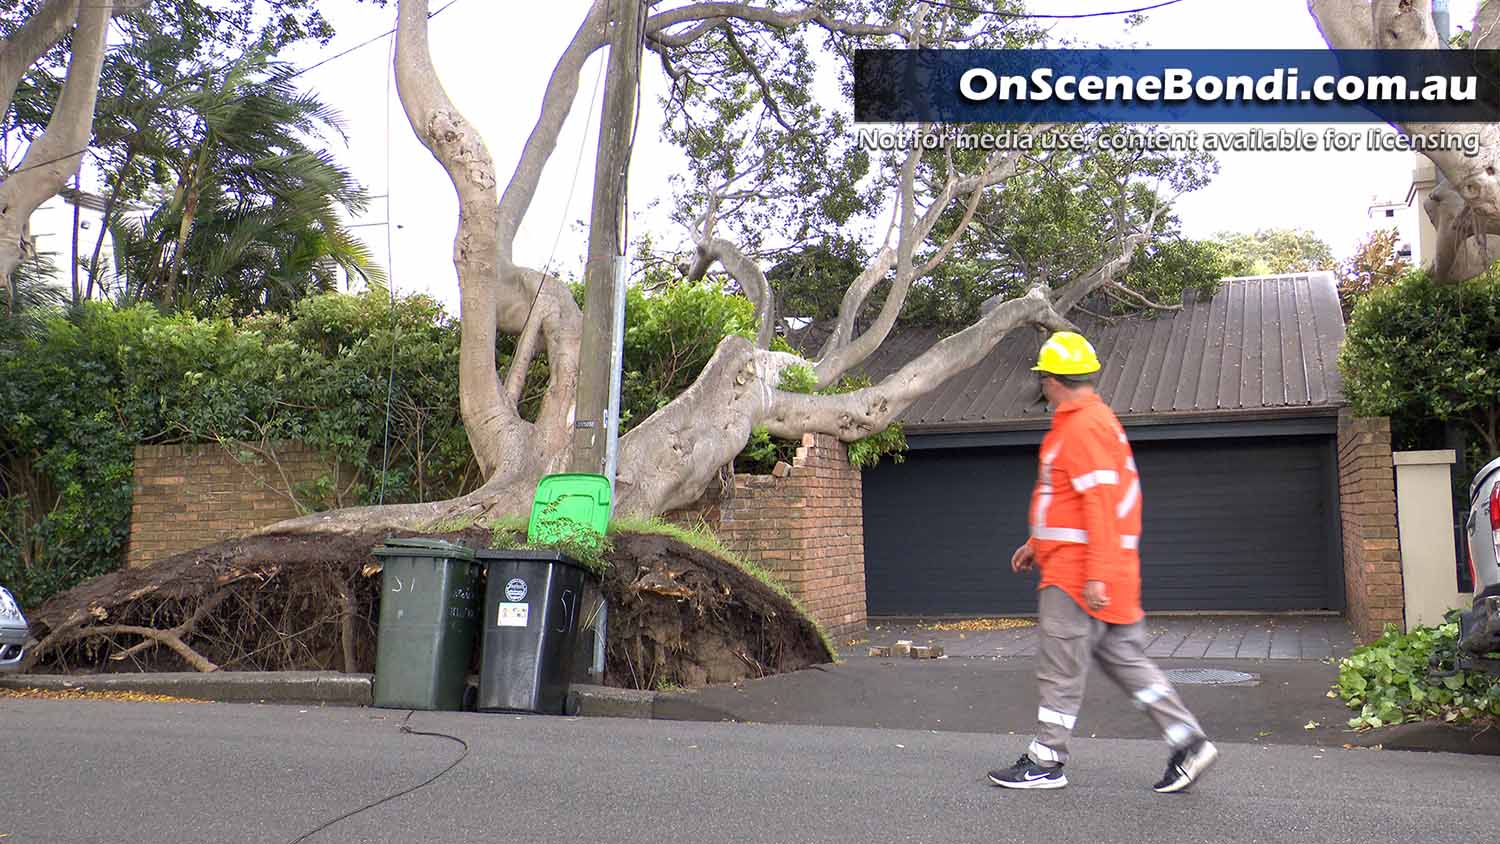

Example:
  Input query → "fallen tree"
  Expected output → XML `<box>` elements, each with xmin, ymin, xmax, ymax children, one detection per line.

<box><xmin>257</xmin><ymin>0</ymin><xmax>1183</xmax><ymax>539</ymax></box>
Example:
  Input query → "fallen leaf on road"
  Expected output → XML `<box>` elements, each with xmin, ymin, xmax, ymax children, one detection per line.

<box><xmin>924</xmin><ymin>618</ymin><xmax>1035</xmax><ymax>631</ymax></box>
<box><xmin>0</xmin><ymin>688</ymin><xmax>206</xmax><ymax>704</ymax></box>
<box><xmin>895</xmin><ymin>744</ymin><xmax>905</xmax><ymax>749</ymax></box>
<box><xmin>1304</xmin><ymin>721</ymin><xmax>1320</xmax><ymax>730</ymax></box>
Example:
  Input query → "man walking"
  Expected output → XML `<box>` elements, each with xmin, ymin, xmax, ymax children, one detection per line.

<box><xmin>988</xmin><ymin>331</ymin><xmax>1218</xmax><ymax>794</ymax></box>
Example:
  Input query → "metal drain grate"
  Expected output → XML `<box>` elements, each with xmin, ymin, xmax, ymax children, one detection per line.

<box><xmin>1165</xmin><ymin>668</ymin><xmax>1259</xmax><ymax>686</ymax></box>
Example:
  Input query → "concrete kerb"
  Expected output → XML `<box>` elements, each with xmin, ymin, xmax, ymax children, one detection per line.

<box><xmin>0</xmin><ymin>673</ymin><xmax>685</xmax><ymax>719</ymax></box>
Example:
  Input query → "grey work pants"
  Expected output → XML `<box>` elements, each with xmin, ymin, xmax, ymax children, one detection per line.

<box><xmin>1028</xmin><ymin>587</ymin><xmax>1206</xmax><ymax>765</ymax></box>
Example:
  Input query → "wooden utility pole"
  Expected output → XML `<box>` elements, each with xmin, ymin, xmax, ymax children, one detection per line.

<box><xmin>572</xmin><ymin>0</ymin><xmax>642</xmax><ymax>477</ymax></box>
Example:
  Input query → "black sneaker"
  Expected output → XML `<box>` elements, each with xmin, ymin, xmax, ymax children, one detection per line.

<box><xmin>1153</xmin><ymin>739</ymin><xmax>1218</xmax><ymax>793</ymax></box>
<box><xmin>988</xmin><ymin>754</ymin><xmax>1067</xmax><ymax>790</ymax></box>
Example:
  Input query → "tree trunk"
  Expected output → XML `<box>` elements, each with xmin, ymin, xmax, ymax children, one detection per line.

<box><xmin>0</xmin><ymin>2</ymin><xmax>112</xmax><ymax>297</ymax></box>
<box><xmin>86</xmin><ymin>147</ymin><xmax>135</xmax><ymax>301</ymax></box>
<box><xmin>70</xmin><ymin>175</ymin><xmax>83</xmax><ymax>304</ymax></box>
<box><xmin>1309</xmin><ymin>0</ymin><xmax>1500</xmax><ymax>282</ymax></box>
<box><xmin>162</xmin><ymin>141</ymin><xmax>208</xmax><ymax>310</ymax></box>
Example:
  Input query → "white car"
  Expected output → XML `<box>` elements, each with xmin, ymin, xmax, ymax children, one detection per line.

<box><xmin>0</xmin><ymin>586</ymin><xmax>28</xmax><ymax>673</ymax></box>
<box><xmin>1460</xmin><ymin>455</ymin><xmax>1500</xmax><ymax>672</ymax></box>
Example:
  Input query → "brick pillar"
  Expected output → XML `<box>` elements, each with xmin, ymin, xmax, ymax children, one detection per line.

<box><xmin>710</xmin><ymin>433</ymin><xmax>867</xmax><ymax>637</ymax></box>
<box><xmin>1338</xmin><ymin>411</ymin><xmax>1403</xmax><ymax>641</ymax></box>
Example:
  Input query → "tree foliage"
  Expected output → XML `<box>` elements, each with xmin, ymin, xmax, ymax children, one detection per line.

<box><xmin>1337</xmin><ymin>227</ymin><xmax>1412</xmax><ymax>315</ymax></box>
<box><xmin>1117</xmin><ymin>237</ymin><xmax>1251</xmax><ymax>310</ymax></box>
<box><xmin>1340</xmin><ymin>269</ymin><xmax>1500</xmax><ymax>455</ymax></box>
<box><xmin>1211</xmin><ymin>228</ymin><xmax>1335</xmax><ymax>275</ymax></box>
<box><xmin>0</xmin><ymin>292</ymin><xmax>470</xmax><ymax>606</ymax></box>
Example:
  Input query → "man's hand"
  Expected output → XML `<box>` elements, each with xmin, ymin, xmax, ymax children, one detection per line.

<box><xmin>1084</xmin><ymin>580</ymin><xmax>1110</xmax><ymax>611</ymax></box>
<box><xmin>1011</xmin><ymin>543</ymin><xmax>1036</xmax><ymax>573</ymax></box>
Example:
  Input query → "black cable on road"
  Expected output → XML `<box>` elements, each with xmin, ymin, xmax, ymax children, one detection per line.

<box><xmin>286</xmin><ymin>710</ymin><xmax>470</xmax><ymax>844</ymax></box>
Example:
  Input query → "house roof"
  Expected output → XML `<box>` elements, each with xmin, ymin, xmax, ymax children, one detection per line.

<box><xmin>819</xmin><ymin>272</ymin><xmax>1347</xmax><ymax>433</ymax></box>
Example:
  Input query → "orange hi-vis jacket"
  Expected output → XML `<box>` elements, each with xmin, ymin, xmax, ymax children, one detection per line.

<box><xmin>1027</xmin><ymin>392</ymin><xmax>1144</xmax><ymax>625</ymax></box>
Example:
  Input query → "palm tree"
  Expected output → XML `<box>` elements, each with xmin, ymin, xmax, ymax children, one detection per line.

<box><xmin>1</xmin><ymin>254</ymin><xmax>65</xmax><ymax>339</ymax></box>
<box><xmin>100</xmin><ymin>44</ymin><xmax>382</xmax><ymax>316</ymax></box>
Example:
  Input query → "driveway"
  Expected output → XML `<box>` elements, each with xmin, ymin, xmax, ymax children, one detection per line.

<box><xmin>657</xmin><ymin>615</ymin><xmax>1363</xmax><ymax>747</ymax></box>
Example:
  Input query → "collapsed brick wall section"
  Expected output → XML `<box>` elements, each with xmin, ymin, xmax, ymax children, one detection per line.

<box><xmin>1338</xmin><ymin>412</ymin><xmax>1403</xmax><ymax>642</ymax></box>
<box><xmin>128</xmin><ymin>442</ymin><xmax>344</xmax><ymax>569</ymax></box>
<box><xmin>665</xmin><ymin>433</ymin><xmax>866</xmax><ymax>638</ymax></box>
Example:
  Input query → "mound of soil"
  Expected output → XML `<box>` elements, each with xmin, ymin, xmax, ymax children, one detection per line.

<box><xmin>602</xmin><ymin>533</ymin><xmax>830</xmax><ymax>688</ymax></box>
<box><xmin>23</xmin><ymin>528</ymin><xmax>832</xmax><ymax>690</ymax></box>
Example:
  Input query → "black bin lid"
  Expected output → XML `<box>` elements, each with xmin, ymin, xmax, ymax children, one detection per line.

<box><xmin>475</xmin><ymin>548</ymin><xmax>593</xmax><ymax>575</ymax></box>
<box><xmin>372</xmin><ymin>537</ymin><xmax>477</xmax><ymax>561</ymax></box>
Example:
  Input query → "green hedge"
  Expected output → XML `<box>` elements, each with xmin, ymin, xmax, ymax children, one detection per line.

<box><xmin>1340</xmin><ymin>269</ymin><xmax>1500</xmax><ymax>469</ymax></box>
<box><xmin>0</xmin><ymin>294</ymin><xmax>472</xmax><ymax>606</ymax></box>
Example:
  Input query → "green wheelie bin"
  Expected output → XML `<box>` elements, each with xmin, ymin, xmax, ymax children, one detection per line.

<box><xmin>371</xmin><ymin>538</ymin><xmax>482</xmax><ymax>711</ymax></box>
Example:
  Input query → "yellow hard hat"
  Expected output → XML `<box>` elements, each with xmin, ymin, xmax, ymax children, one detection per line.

<box><xmin>1032</xmin><ymin>331</ymin><xmax>1101</xmax><ymax>375</ymax></box>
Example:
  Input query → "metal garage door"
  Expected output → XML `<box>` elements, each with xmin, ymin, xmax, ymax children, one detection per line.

<box><xmin>862</xmin><ymin>435</ymin><xmax>1343</xmax><ymax>616</ymax></box>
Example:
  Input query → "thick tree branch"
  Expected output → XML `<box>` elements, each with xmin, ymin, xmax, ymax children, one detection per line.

<box><xmin>0</xmin><ymin>0</ymin><xmax>110</xmax><ymax>286</ymax></box>
<box><xmin>395</xmin><ymin>0</ymin><xmax>528</xmax><ymax>479</ymax></box>
<box><xmin>1309</xmin><ymin>0</ymin><xmax>1500</xmax><ymax>281</ymax></box>
<box><xmin>766</xmin><ymin>287</ymin><xmax>1072</xmax><ymax>442</ymax></box>
<box><xmin>497</xmin><ymin>266</ymin><xmax>583</xmax><ymax>462</ymax></box>
<box><xmin>1051</xmin><ymin>226</ymin><xmax>1159</xmax><ymax>314</ymax></box>
<box><xmin>0</xmin><ymin>0</ymin><xmax>79</xmax><ymax>122</ymax></box>
<box><xmin>695</xmin><ymin>236</ymin><xmax>776</xmax><ymax>349</ymax></box>
<box><xmin>495</xmin><ymin>0</ymin><xmax>608</xmax><ymax>265</ymax></box>
<box><xmin>649</xmin><ymin>16</ymin><xmax>726</xmax><ymax>48</ymax></box>
<box><xmin>646</xmin><ymin>3</ymin><xmax>904</xmax><ymax>41</ymax></box>
<box><xmin>815</xmin><ymin>145</ymin><xmax>1024</xmax><ymax>386</ymax></box>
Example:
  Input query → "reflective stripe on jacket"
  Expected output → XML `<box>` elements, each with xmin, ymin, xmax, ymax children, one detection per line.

<box><xmin>1028</xmin><ymin>392</ymin><xmax>1144</xmax><ymax>624</ymax></box>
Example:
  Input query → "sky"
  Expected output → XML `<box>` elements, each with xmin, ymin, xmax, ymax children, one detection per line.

<box><xmin>278</xmin><ymin>0</ymin><xmax>1482</xmax><ymax>313</ymax></box>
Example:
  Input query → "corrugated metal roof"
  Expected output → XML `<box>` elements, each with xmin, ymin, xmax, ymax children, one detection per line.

<box><xmin>812</xmin><ymin>273</ymin><xmax>1346</xmax><ymax>431</ymax></box>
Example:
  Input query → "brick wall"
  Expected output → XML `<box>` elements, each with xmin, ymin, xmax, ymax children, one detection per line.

<box><xmin>128</xmin><ymin>442</ymin><xmax>345</xmax><ymax>568</ymax></box>
<box><xmin>668</xmin><ymin>433</ymin><xmax>866</xmax><ymax>637</ymax></box>
<box><xmin>1338</xmin><ymin>412</ymin><xmax>1403</xmax><ymax>641</ymax></box>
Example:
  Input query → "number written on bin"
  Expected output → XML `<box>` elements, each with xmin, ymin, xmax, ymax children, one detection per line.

<box><xmin>498</xmin><ymin>602</ymin><xmax>529</xmax><ymax>627</ymax></box>
<box><xmin>389</xmin><ymin>577</ymin><xmax>415</xmax><ymax>593</ymax></box>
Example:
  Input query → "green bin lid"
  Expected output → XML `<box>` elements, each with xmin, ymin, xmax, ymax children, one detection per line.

<box><xmin>528</xmin><ymin>473</ymin><xmax>611</xmax><ymax>544</ymax></box>
<box><xmin>371</xmin><ymin>537</ymin><xmax>477</xmax><ymax>560</ymax></box>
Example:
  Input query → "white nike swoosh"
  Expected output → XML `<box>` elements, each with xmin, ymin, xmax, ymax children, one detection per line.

<box><xmin>1024</xmin><ymin>771</ymin><xmax>1053</xmax><ymax>781</ymax></box>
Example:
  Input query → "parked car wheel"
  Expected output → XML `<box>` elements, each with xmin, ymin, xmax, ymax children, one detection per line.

<box><xmin>0</xmin><ymin>586</ymin><xmax>30</xmax><ymax>673</ymax></box>
<box><xmin>1460</xmin><ymin>456</ymin><xmax>1500</xmax><ymax>666</ymax></box>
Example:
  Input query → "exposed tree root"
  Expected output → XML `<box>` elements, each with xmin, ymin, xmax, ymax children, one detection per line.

<box><xmin>21</xmin><ymin>528</ymin><xmax>832</xmax><ymax>690</ymax></box>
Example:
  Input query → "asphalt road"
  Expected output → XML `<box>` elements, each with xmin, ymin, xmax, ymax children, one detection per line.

<box><xmin>2</xmin><ymin>699</ymin><xmax>1497</xmax><ymax>844</ymax></box>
